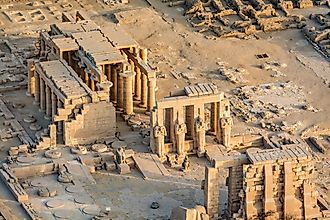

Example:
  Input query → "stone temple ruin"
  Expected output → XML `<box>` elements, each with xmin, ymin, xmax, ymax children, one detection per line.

<box><xmin>25</xmin><ymin>11</ymin><xmax>157</xmax><ymax>148</ymax></box>
<box><xmin>151</xmin><ymin>83</ymin><xmax>232</xmax><ymax>164</ymax></box>
<box><xmin>0</xmin><ymin>1</ymin><xmax>329</xmax><ymax>219</ymax></box>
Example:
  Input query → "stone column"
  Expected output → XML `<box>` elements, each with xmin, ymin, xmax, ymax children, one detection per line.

<box><xmin>121</xmin><ymin>72</ymin><xmax>135</xmax><ymax>115</ymax></box>
<box><xmin>85</xmin><ymin>71</ymin><xmax>89</xmax><ymax>86</ymax></box>
<box><xmin>39</xmin><ymin>78</ymin><xmax>46</xmax><ymax>112</ymax></box>
<box><xmin>140</xmin><ymin>73</ymin><xmax>147</xmax><ymax>108</ymax></box>
<box><xmin>57</xmin><ymin>99</ymin><xmax>63</xmax><ymax>134</ymax></box>
<box><xmin>45</xmin><ymin>86</ymin><xmax>52</xmax><ymax>119</ymax></box>
<box><xmin>134</xmin><ymin>66</ymin><xmax>141</xmax><ymax>101</ymax></box>
<box><xmin>51</xmin><ymin>92</ymin><xmax>57</xmax><ymax>120</ymax></box>
<box><xmin>33</xmin><ymin>73</ymin><xmax>40</xmax><ymax>105</ymax></box>
<box><xmin>117</xmin><ymin>73</ymin><xmax>124</xmax><ymax>111</ymax></box>
<box><xmin>264</xmin><ymin>164</ymin><xmax>276</xmax><ymax>215</ymax></box>
<box><xmin>140</xmin><ymin>48</ymin><xmax>148</xmax><ymax>64</ymax></box>
<box><xmin>90</xmin><ymin>79</ymin><xmax>95</xmax><ymax>91</ymax></box>
<box><xmin>129</xmin><ymin>60</ymin><xmax>135</xmax><ymax>95</ymax></box>
<box><xmin>27</xmin><ymin>59</ymin><xmax>35</xmax><ymax>96</ymax></box>
<box><xmin>49</xmin><ymin>124</ymin><xmax>57</xmax><ymax>147</ymax></box>
<box><xmin>147</xmin><ymin>77</ymin><xmax>156</xmax><ymax>112</ymax></box>
<box><xmin>111</xmin><ymin>65</ymin><xmax>118</xmax><ymax>104</ymax></box>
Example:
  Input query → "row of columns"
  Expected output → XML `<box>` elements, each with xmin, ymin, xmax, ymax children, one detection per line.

<box><xmin>151</xmin><ymin>101</ymin><xmax>233</xmax><ymax>158</ymax></box>
<box><xmin>27</xmin><ymin>60</ymin><xmax>63</xmax><ymax>134</ymax></box>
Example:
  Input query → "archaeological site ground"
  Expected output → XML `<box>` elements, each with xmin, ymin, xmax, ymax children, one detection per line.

<box><xmin>0</xmin><ymin>0</ymin><xmax>329</xmax><ymax>219</ymax></box>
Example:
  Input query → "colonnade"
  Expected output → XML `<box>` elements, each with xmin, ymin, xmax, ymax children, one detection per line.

<box><xmin>27</xmin><ymin>60</ymin><xmax>64</xmax><ymax>134</ymax></box>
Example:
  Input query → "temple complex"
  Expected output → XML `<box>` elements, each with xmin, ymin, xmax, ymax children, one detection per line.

<box><xmin>0</xmin><ymin>0</ymin><xmax>329</xmax><ymax>219</ymax></box>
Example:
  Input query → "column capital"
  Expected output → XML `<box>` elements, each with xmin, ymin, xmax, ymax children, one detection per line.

<box><xmin>119</xmin><ymin>71</ymin><xmax>135</xmax><ymax>78</ymax></box>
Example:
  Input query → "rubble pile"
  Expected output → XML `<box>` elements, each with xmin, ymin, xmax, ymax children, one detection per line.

<box><xmin>216</xmin><ymin>61</ymin><xmax>249</xmax><ymax>84</ymax></box>
<box><xmin>260</xmin><ymin>60</ymin><xmax>287</xmax><ymax>77</ymax></box>
<box><xmin>230</xmin><ymin>82</ymin><xmax>315</xmax><ymax>133</ymax></box>
<box><xmin>175</xmin><ymin>0</ymin><xmax>307</xmax><ymax>38</ymax></box>
<box><xmin>103</xmin><ymin>0</ymin><xmax>129</xmax><ymax>6</ymax></box>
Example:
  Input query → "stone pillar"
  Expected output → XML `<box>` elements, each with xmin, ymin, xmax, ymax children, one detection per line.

<box><xmin>205</xmin><ymin>167</ymin><xmax>220</xmax><ymax>218</ymax></box>
<box><xmin>140</xmin><ymin>48</ymin><xmax>148</xmax><ymax>64</ymax></box>
<box><xmin>175</xmin><ymin>122</ymin><xmax>187</xmax><ymax>155</ymax></box>
<box><xmin>45</xmin><ymin>86</ymin><xmax>52</xmax><ymax>119</ymax></box>
<box><xmin>140</xmin><ymin>73</ymin><xmax>147</xmax><ymax>108</ymax></box>
<box><xmin>195</xmin><ymin>116</ymin><xmax>206</xmax><ymax>156</ymax></box>
<box><xmin>220</xmin><ymin>117</ymin><xmax>233</xmax><ymax>148</ymax></box>
<box><xmin>147</xmin><ymin>78</ymin><xmax>156</xmax><ymax>112</ymax></box>
<box><xmin>85</xmin><ymin>71</ymin><xmax>89</xmax><ymax>86</ymax></box>
<box><xmin>117</xmin><ymin>73</ymin><xmax>124</xmax><ymax>111</ymax></box>
<box><xmin>111</xmin><ymin>65</ymin><xmax>118</xmax><ymax>104</ymax></box>
<box><xmin>49</xmin><ymin>124</ymin><xmax>57</xmax><ymax>147</ymax></box>
<box><xmin>121</xmin><ymin>72</ymin><xmax>135</xmax><ymax>115</ymax></box>
<box><xmin>90</xmin><ymin>79</ymin><xmax>95</xmax><ymax>91</ymax></box>
<box><xmin>284</xmin><ymin>162</ymin><xmax>296</xmax><ymax>218</ymax></box>
<box><xmin>264</xmin><ymin>164</ymin><xmax>276</xmax><ymax>216</ymax></box>
<box><xmin>39</xmin><ymin>78</ymin><xmax>46</xmax><ymax>112</ymax></box>
<box><xmin>153</xmin><ymin>125</ymin><xmax>167</xmax><ymax>158</ymax></box>
<box><xmin>51</xmin><ymin>92</ymin><xmax>57</xmax><ymax>120</ymax></box>
<box><xmin>34</xmin><ymin>73</ymin><xmax>40</xmax><ymax>105</ymax></box>
<box><xmin>210</xmin><ymin>102</ymin><xmax>218</xmax><ymax>135</ymax></box>
<box><xmin>129</xmin><ymin>60</ymin><xmax>135</xmax><ymax>95</ymax></box>
<box><xmin>27</xmin><ymin>59</ymin><xmax>35</xmax><ymax>96</ymax></box>
<box><xmin>57</xmin><ymin>99</ymin><xmax>63</xmax><ymax>134</ymax></box>
<box><xmin>134</xmin><ymin>66</ymin><xmax>141</xmax><ymax>101</ymax></box>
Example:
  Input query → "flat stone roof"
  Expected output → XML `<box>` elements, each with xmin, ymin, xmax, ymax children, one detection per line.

<box><xmin>101</xmin><ymin>25</ymin><xmax>138</xmax><ymax>49</ymax></box>
<box><xmin>72</xmin><ymin>31</ymin><xmax>124</xmax><ymax>65</ymax></box>
<box><xmin>39</xmin><ymin>60</ymin><xmax>88</xmax><ymax>99</ymax></box>
<box><xmin>52</xmin><ymin>20</ymin><xmax>99</xmax><ymax>36</ymax></box>
<box><xmin>184</xmin><ymin>83</ymin><xmax>219</xmax><ymax>97</ymax></box>
<box><xmin>246</xmin><ymin>145</ymin><xmax>311</xmax><ymax>164</ymax></box>
<box><xmin>52</xmin><ymin>37</ymin><xmax>79</xmax><ymax>52</ymax></box>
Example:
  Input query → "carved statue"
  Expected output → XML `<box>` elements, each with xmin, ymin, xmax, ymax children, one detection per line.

<box><xmin>195</xmin><ymin>116</ymin><xmax>206</xmax><ymax>155</ymax></box>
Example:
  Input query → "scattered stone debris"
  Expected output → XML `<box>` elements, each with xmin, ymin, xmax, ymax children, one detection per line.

<box><xmin>230</xmin><ymin>82</ymin><xmax>312</xmax><ymax>132</ymax></box>
<box><xmin>169</xmin><ymin>0</ymin><xmax>307</xmax><ymax>38</ymax></box>
<box><xmin>260</xmin><ymin>60</ymin><xmax>287</xmax><ymax>77</ymax></box>
<box><xmin>216</xmin><ymin>61</ymin><xmax>249</xmax><ymax>84</ymax></box>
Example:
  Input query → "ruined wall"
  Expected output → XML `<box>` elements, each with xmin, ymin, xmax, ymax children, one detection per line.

<box><xmin>64</xmin><ymin>101</ymin><xmax>116</xmax><ymax>145</ymax></box>
<box><xmin>204</xmin><ymin>147</ymin><xmax>321</xmax><ymax>220</ymax></box>
<box><xmin>240</xmin><ymin>158</ymin><xmax>319</xmax><ymax>219</ymax></box>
